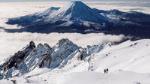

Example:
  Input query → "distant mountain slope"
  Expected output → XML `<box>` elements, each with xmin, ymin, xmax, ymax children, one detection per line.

<box><xmin>6</xmin><ymin>1</ymin><xmax>150</xmax><ymax>38</ymax></box>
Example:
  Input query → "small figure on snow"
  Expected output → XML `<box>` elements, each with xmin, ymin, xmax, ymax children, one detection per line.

<box><xmin>104</xmin><ymin>68</ymin><xmax>109</xmax><ymax>74</ymax></box>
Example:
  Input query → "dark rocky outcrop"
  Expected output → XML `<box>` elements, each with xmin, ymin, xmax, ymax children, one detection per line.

<box><xmin>2</xmin><ymin>41</ymin><xmax>35</xmax><ymax>71</ymax></box>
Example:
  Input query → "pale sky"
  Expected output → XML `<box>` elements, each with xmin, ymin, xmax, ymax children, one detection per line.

<box><xmin>0</xmin><ymin>0</ymin><xmax>149</xmax><ymax>2</ymax></box>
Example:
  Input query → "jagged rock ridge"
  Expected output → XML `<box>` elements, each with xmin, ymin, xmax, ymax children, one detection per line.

<box><xmin>0</xmin><ymin>39</ymin><xmax>104</xmax><ymax>79</ymax></box>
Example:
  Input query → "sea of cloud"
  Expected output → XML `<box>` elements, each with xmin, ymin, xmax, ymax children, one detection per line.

<box><xmin>0</xmin><ymin>1</ymin><xmax>149</xmax><ymax>63</ymax></box>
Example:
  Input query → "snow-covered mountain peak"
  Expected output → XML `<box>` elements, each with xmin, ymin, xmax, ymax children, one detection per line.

<box><xmin>50</xmin><ymin>1</ymin><xmax>107</xmax><ymax>23</ymax></box>
<box><xmin>6</xmin><ymin>1</ymin><xmax>150</xmax><ymax>37</ymax></box>
<box><xmin>57</xmin><ymin>39</ymin><xmax>75</xmax><ymax>46</ymax></box>
<box><xmin>68</xmin><ymin>1</ymin><xmax>90</xmax><ymax>11</ymax></box>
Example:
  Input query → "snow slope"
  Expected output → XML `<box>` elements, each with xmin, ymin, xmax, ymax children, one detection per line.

<box><xmin>1</xmin><ymin>38</ymin><xmax>150</xmax><ymax>84</ymax></box>
<box><xmin>59</xmin><ymin>71</ymin><xmax>150</xmax><ymax>84</ymax></box>
<box><xmin>0</xmin><ymin>1</ymin><xmax>150</xmax><ymax>84</ymax></box>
